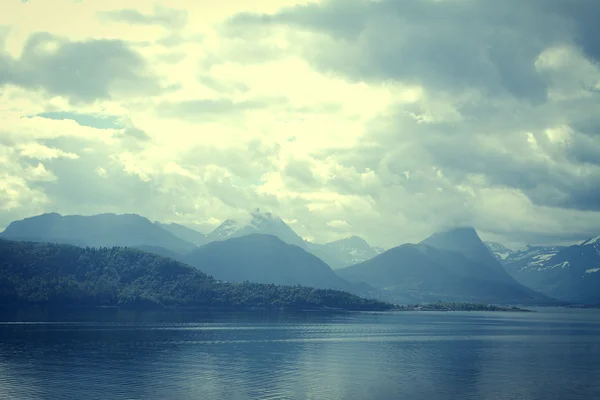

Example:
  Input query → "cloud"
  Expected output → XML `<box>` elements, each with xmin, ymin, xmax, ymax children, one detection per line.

<box><xmin>0</xmin><ymin>32</ymin><xmax>164</xmax><ymax>103</ymax></box>
<box><xmin>1</xmin><ymin>0</ymin><xmax>600</xmax><ymax>248</ymax></box>
<box><xmin>219</xmin><ymin>0</ymin><xmax>600</xmax><ymax>243</ymax></box>
<box><xmin>227</xmin><ymin>0</ymin><xmax>568</xmax><ymax>103</ymax></box>
<box><xmin>99</xmin><ymin>5</ymin><xmax>188</xmax><ymax>30</ymax></box>
<box><xmin>18</xmin><ymin>142</ymin><xmax>79</xmax><ymax>160</ymax></box>
<box><xmin>35</xmin><ymin>111</ymin><xmax>123</xmax><ymax>129</ymax></box>
<box><xmin>156</xmin><ymin>98</ymin><xmax>277</xmax><ymax>121</ymax></box>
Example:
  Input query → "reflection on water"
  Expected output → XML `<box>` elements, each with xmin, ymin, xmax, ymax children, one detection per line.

<box><xmin>0</xmin><ymin>308</ymin><xmax>599</xmax><ymax>400</ymax></box>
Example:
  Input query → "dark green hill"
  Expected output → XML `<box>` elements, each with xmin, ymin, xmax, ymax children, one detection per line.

<box><xmin>0</xmin><ymin>239</ymin><xmax>391</xmax><ymax>311</ymax></box>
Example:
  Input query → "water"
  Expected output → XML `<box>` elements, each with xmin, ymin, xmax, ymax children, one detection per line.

<box><xmin>0</xmin><ymin>308</ymin><xmax>599</xmax><ymax>400</ymax></box>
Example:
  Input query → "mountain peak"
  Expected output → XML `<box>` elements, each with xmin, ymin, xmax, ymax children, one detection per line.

<box><xmin>331</xmin><ymin>235</ymin><xmax>370</xmax><ymax>246</ymax></box>
<box><xmin>421</xmin><ymin>226</ymin><xmax>483</xmax><ymax>248</ymax></box>
<box><xmin>442</xmin><ymin>226</ymin><xmax>480</xmax><ymax>238</ymax></box>
<box><xmin>249</xmin><ymin>210</ymin><xmax>284</xmax><ymax>228</ymax></box>
<box><xmin>421</xmin><ymin>226</ymin><xmax>514</xmax><ymax>282</ymax></box>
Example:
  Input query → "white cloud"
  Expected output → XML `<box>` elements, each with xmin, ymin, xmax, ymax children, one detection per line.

<box><xmin>19</xmin><ymin>142</ymin><xmax>79</xmax><ymax>160</ymax></box>
<box><xmin>1</xmin><ymin>0</ymin><xmax>600</xmax><ymax>248</ymax></box>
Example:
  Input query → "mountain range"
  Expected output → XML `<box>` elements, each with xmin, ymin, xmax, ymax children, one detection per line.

<box><xmin>2</xmin><ymin>211</ymin><xmax>598</xmax><ymax>305</ymax></box>
<box><xmin>0</xmin><ymin>213</ymin><xmax>195</xmax><ymax>253</ymax></box>
<box><xmin>486</xmin><ymin>238</ymin><xmax>600</xmax><ymax>304</ymax></box>
<box><xmin>203</xmin><ymin>210</ymin><xmax>381</xmax><ymax>269</ymax></box>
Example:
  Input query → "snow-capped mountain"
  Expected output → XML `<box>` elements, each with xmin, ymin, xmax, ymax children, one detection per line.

<box><xmin>503</xmin><ymin>236</ymin><xmax>600</xmax><ymax>304</ymax></box>
<box><xmin>206</xmin><ymin>210</ymin><xmax>307</xmax><ymax>249</ymax></box>
<box><xmin>484</xmin><ymin>241</ymin><xmax>514</xmax><ymax>261</ymax></box>
<box><xmin>204</xmin><ymin>210</ymin><xmax>380</xmax><ymax>268</ymax></box>
<box><xmin>501</xmin><ymin>245</ymin><xmax>566</xmax><ymax>270</ymax></box>
<box><xmin>206</xmin><ymin>219</ymin><xmax>246</xmax><ymax>242</ymax></box>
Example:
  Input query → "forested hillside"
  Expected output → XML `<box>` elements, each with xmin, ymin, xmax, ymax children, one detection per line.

<box><xmin>0</xmin><ymin>239</ymin><xmax>393</xmax><ymax>311</ymax></box>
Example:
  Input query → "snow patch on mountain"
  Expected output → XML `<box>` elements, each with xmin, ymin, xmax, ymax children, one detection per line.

<box><xmin>505</xmin><ymin>245</ymin><xmax>564</xmax><ymax>271</ymax></box>
<box><xmin>581</xmin><ymin>235</ymin><xmax>600</xmax><ymax>246</ymax></box>
<box><xmin>484</xmin><ymin>241</ymin><xmax>514</xmax><ymax>261</ymax></box>
<box><xmin>208</xmin><ymin>219</ymin><xmax>245</xmax><ymax>240</ymax></box>
<box><xmin>538</xmin><ymin>261</ymin><xmax>570</xmax><ymax>271</ymax></box>
<box><xmin>373</xmin><ymin>247</ymin><xmax>386</xmax><ymax>255</ymax></box>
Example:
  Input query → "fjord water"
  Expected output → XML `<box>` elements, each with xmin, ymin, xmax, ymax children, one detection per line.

<box><xmin>0</xmin><ymin>309</ymin><xmax>598</xmax><ymax>400</ymax></box>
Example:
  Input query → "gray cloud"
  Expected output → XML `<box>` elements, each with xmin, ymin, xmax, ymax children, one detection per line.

<box><xmin>0</xmin><ymin>134</ymin><xmax>279</xmax><ymax>231</ymax></box>
<box><xmin>178</xmin><ymin>139</ymin><xmax>280</xmax><ymax>181</ymax></box>
<box><xmin>198</xmin><ymin>74</ymin><xmax>249</xmax><ymax>95</ymax></box>
<box><xmin>282</xmin><ymin>157</ymin><xmax>321</xmax><ymax>190</ymax></box>
<box><xmin>220</xmin><ymin>0</ymin><xmax>600</xmax><ymax>243</ymax></box>
<box><xmin>35</xmin><ymin>112</ymin><xmax>123</xmax><ymax>129</ymax></box>
<box><xmin>0</xmin><ymin>32</ymin><xmax>163</xmax><ymax>102</ymax></box>
<box><xmin>227</xmin><ymin>0</ymin><xmax>583</xmax><ymax>103</ymax></box>
<box><xmin>100</xmin><ymin>5</ymin><xmax>188</xmax><ymax>30</ymax></box>
<box><xmin>156</xmin><ymin>98</ymin><xmax>280</xmax><ymax>121</ymax></box>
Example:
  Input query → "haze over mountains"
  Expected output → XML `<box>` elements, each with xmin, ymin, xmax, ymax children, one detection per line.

<box><xmin>2</xmin><ymin>211</ymin><xmax>598</xmax><ymax>305</ymax></box>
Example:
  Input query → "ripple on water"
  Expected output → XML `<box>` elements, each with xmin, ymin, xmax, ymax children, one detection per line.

<box><xmin>0</xmin><ymin>310</ymin><xmax>599</xmax><ymax>400</ymax></box>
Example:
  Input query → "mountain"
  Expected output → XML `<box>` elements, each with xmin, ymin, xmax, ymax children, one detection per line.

<box><xmin>206</xmin><ymin>210</ymin><xmax>307</xmax><ymax>249</ymax></box>
<box><xmin>338</xmin><ymin>227</ymin><xmax>553</xmax><ymax>305</ymax></box>
<box><xmin>484</xmin><ymin>241</ymin><xmax>515</xmax><ymax>261</ymax></box>
<box><xmin>206</xmin><ymin>219</ymin><xmax>245</xmax><ymax>242</ymax></box>
<box><xmin>310</xmin><ymin>236</ymin><xmax>379</xmax><ymax>269</ymax></box>
<box><xmin>373</xmin><ymin>247</ymin><xmax>386</xmax><ymax>255</ymax></box>
<box><xmin>182</xmin><ymin>234</ymin><xmax>355</xmax><ymax>292</ymax></box>
<box><xmin>0</xmin><ymin>238</ymin><xmax>392</xmax><ymax>311</ymax></box>
<box><xmin>503</xmin><ymin>236</ymin><xmax>600</xmax><ymax>304</ymax></box>
<box><xmin>420</xmin><ymin>227</ymin><xmax>516</xmax><ymax>283</ymax></box>
<box><xmin>154</xmin><ymin>222</ymin><xmax>208</xmax><ymax>246</ymax></box>
<box><xmin>500</xmin><ymin>245</ymin><xmax>565</xmax><ymax>267</ymax></box>
<box><xmin>0</xmin><ymin>213</ymin><xmax>195</xmax><ymax>254</ymax></box>
<box><xmin>205</xmin><ymin>211</ymin><xmax>379</xmax><ymax>268</ymax></box>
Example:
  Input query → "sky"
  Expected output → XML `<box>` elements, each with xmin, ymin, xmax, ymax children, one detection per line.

<box><xmin>1</xmin><ymin>0</ymin><xmax>600</xmax><ymax>249</ymax></box>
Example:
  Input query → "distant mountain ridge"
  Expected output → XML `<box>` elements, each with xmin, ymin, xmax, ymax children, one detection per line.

<box><xmin>154</xmin><ymin>222</ymin><xmax>208</xmax><ymax>246</ymax></box>
<box><xmin>0</xmin><ymin>211</ymin><xmax>382</xmax><ymax>272</ymax></box>
<box><xmin>502</xmin><ymin>235</ymin><xmax>600</xmax><ymax>304</ymax></box>
<box><xmin>0</xmin><ymin>213</ymin><xmax>195</xmax><ymax>254</ymax></box>
<box><xmin>4</xmin><ymin>211</ymin><xmax>593</xmax><ymax>304</ymax></box>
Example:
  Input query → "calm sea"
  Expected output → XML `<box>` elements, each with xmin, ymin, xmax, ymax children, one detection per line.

<box><xmin>0</xmin><ymin>308</ymin><xmax>598</xmax><ymax>399</ymax></box>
